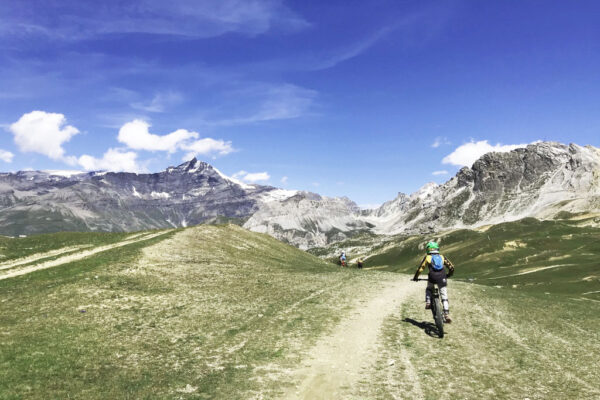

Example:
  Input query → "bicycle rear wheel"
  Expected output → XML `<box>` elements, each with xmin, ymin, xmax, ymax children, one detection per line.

<box><xmin>433</xmin><ymin>297</ymin><xmax>444</xmax><ymax>338</ymax></box>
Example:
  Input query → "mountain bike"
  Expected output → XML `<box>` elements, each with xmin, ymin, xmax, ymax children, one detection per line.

<box><xmin>414</xmin><ymin>278</ymin><xmax>444</xmax><ymax>338</ymax></box>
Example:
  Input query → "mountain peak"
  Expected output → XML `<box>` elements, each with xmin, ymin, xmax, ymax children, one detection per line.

<box><xmin>169</xmin><ymin>158</ymin><xmax>211</xmax><ymax>174</ymax></box>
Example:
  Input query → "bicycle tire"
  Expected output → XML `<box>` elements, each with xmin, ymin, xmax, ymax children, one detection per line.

<box><xmin>433</xmin><ymin>297</ymin><xmax>444</xmax><ymax>338</ymax></box>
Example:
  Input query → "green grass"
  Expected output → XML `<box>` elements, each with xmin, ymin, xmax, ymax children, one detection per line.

<box><xmin>0</xmin><ymin>224</ymin><xmax>378</xmax><ymax>399</ymax></box>
<box><xmin>0</xmin><ymin>231</ymin><xmax>135</xmax><ymax>263</ymax></box>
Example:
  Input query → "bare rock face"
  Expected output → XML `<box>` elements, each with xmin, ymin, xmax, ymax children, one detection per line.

<box><xmin>0</xmin><ymin>159</ymin><xmax>271</xmax><ymax>235</ymax></box>
<box><xmin>243</xmin><ymin>192</ymin><xmax>369</xmax><ymax>250</ymax></box>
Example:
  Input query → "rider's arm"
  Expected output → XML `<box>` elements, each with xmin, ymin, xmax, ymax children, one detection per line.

<box><xmin>413</xmin><ymin>256</ymin><xmax>427</xmax><ymax>280</ymax></box>
<box><xmin>444</xmin><ymin>257</ymin><xmax>455</xmax><ymax>277</ymax></box>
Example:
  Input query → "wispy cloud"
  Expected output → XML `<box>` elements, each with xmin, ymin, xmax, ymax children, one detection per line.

<box><xmin>309</xmin><ymin>25</ymin><xmax>396</xmax><ymax>70</ymax></box>
<box><xmin>201</xmin><ymin>83</ymin><xmax>318</xmax><ymax>126</ymax></box>
<box><xmin>252</xmin><ymin>6</ymin><xmax>455</xmax><ymax>72</ymax></box>
<box><xmin>1</xmin><ymin>0</ymin><xmax>310</xmax><ymax>40</ymax></box>
<box><xmin>431</xmin><ymin>136</ymin><xmax>451</xmax><ymax>148</ymax></box>
<box><xmin>130</xmin><ymin>91</ymin><xmax>183</xmax><ymax>113</ymax></box>
<box><xmin>432</xmin><ymin>170</ymin><xmax>448</xmax><ymax>176</ymax></box>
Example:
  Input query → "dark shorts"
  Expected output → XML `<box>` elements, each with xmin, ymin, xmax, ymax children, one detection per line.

<box><xmin>428</xmin><ymin>269</ymin><xmax>448</xmax><ymax>288</ymax></box>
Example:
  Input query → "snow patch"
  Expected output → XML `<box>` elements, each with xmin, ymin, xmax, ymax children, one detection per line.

<box><xmin>165</xmin><ymin>218</ymin><xmax>177</xmax><ymax>228</ymax></box>
<box><xmin>43</xmin><ymin>170</ymin><xmax>85</xmax><ymax>177</ymax></box>
<box><xmin>212</xmin><ymin>166</ymin><xmax>253</xmax><ymax>190</ymax></box>
<box><xmin>132</xmin><ymin>186</ymin><xmax>141</xmax><ymax>198</ymax></box>
<box><xmin>151</xmin><ymin>191</ymin><xmax>170</xmax><ymax>199</ymax></box>
<box><xmin>258</xmin><ymin>189</ymin><xmax>298</xmax><ymax>203</ymax></box>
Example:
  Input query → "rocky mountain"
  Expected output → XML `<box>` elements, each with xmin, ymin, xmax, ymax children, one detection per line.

<box><xmin>1</xmin><ymin>142</ymin><xmax>599</xmax><ymax>248</ymax></box>
<box><xmin>243</xmin><ymin>142</ymin><xmax>600</xmax><ymax>246</ymax></box>
<box><xmin>0</xmin><ymin>158</ymin><xmax>357</xmax><ymax>245</ymax></box>
<box><xmin>0</xmin><ymin>159</ymin><xmax>279</xmax><ymax>235</ymax></box>
<box><xmin>362</xmin><ymin>142</ymin><xmax>600</xmax><ymax>235</ymax></box>
<box><xmin>243</xmin><ymin>192</ymin><xmax>371</xmax><ymax>249</ymax></box>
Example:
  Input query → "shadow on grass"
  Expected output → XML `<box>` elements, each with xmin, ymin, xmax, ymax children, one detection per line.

<box><xmin>403</xmin><ymin>317</ymin><xmax>442</xmax><ymax>339</ymax></box>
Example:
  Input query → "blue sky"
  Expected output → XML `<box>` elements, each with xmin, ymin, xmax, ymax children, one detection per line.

<box><xmin>1</xmin><ymin>0</ymin><xmax>599</xmax><ymax>206</ymax></box>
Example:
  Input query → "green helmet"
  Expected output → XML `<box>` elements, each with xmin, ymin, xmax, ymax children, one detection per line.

<box><xmin>425</xmin><ymin>241</ymin><xmax>440</xmax><ymax>253</ymax></box>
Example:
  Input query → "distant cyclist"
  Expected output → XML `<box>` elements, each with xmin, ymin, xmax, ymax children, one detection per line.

<box><xmin>339</xmin><ymin>251</ymin><xmax>347</xmax><ymax>267</ymax></box>
<box><xmin>412</xmin><ymin>241</ymin><xmax>455</xmax><ymax>323</ymax></box>
<box><xmin>357</xmin><ymin>257</ymin><xmax>364</xmax><ymax>269</ymax></box>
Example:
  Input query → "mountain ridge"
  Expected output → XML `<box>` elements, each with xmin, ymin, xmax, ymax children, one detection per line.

<box><xmin>1</xmin><ymin>142</ymin><xmax>599</xmax><ymax>247</ymax></box>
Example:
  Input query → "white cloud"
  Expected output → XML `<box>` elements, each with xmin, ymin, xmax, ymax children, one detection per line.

<box><xmin>118</xmin><ymin>119</ymin><xmax>234</xmax><ymax>159</ymax></box>
<box><xmin>233</xmin><ymin>170</ymin><xmax>270</xmax><ymax>183</ymax></box>
<box><xmin>442</xmin><ymin>140</ymin><xmax>534</xmax><ymax>167</ymax></box>
<box><xmin>9</xmin><ymin>111</ymin><xmax>79</xmax><ymax>162</ymax></box>
<box><xmin>118</xmin><ymin>120</ymin><xmax>198</xmax><ymax>153</ymax></box>
<box><xmin>431</xmin><ymin>136</ymin><xmax>451</xmax><ymax>148</ymax></box>
<box><xmin>0</xmin><ymin>149</ymin><xmax>14</xmax><ymax>163</ymax></box>
<box><xmin>432</xmin><ymin>170</ymin><xmax>448</xmax><ymax>176</ymax></box>
<box><xmin>280</xmin><ymin>176</ymin><xmax>288</xmax><ymax>184</ymax></box>
<box><xmin>181</xmin><ymin>139</ymin><xmax>234</xmax><ymax>160</ymax></box>
<box><xmin>78</xmin><ymin>148</ymin><xmax>144</xmax><ymax>173</ymax></box>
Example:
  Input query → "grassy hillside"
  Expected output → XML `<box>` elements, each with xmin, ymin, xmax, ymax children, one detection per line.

<box><xmin>0</xmin><ymin>224</ymin><xmax>380</xmax><ymax>399</ymax></box>
<box><xmin>314</xmin><ymin>216</ymin><xmax>600</xmax><ymax>300</ymax></box>
<box><xmin>0</xmin><ymin>231</ymin><xmax>133</xmax><ymax>262</ymax></box>
<box><xmin>1</xmin><ymin>221</ymin><xmax>598</xmax><ymax>399</ymax></box>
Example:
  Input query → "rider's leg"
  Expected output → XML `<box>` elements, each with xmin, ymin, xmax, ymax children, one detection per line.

<box><xmin>425</xmin><ymin>281</ymin><xmax>434</xmax><ymax>309</ymax></box>
<box><xmin>440</xmin><ymin>286</ymin><xmax>449</xmax><ymax>313</ymax></box>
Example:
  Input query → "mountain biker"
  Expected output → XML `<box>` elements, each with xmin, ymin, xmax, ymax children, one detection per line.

<box><xmin>357</xmin><ymin>257</ymin><xmax>364</xmax><ymax>269</ymax></box>
<box><xmin>412</xmin><ymin>241</ymin><xmax>455</xmax><ymax>323</ymax></box>
<box><xmin>340</xmin><ymin>251</ymin><xmax>347</xmax><ymax>267</ymax></box>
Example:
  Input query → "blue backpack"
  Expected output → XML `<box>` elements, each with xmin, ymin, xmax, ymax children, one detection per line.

<box><xmin>431</xmin><ymin>254</ymin><xmax>444</xmax><ymax>271</ymax></box>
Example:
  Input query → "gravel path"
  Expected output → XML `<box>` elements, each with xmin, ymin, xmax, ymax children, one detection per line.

<box><xmin>285</xmin><ymin>275</ymin><xmax>420</xmax><ymax>399</ymax></box>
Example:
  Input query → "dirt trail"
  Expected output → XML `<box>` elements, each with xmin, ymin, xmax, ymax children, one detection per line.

<box><xmin>0</xmin><ymin>231</ymin><xmax>171</xmax><ymax>280</ymax></box>
<box><xmin>0</xmin><ymin>245</ymin><xmax>91</xmax><ymax>271</ymax></box>
<box><xmin>285</xmin><ymin>276</ymin><xmax>420</xmax><ymax>399</ymax></box>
